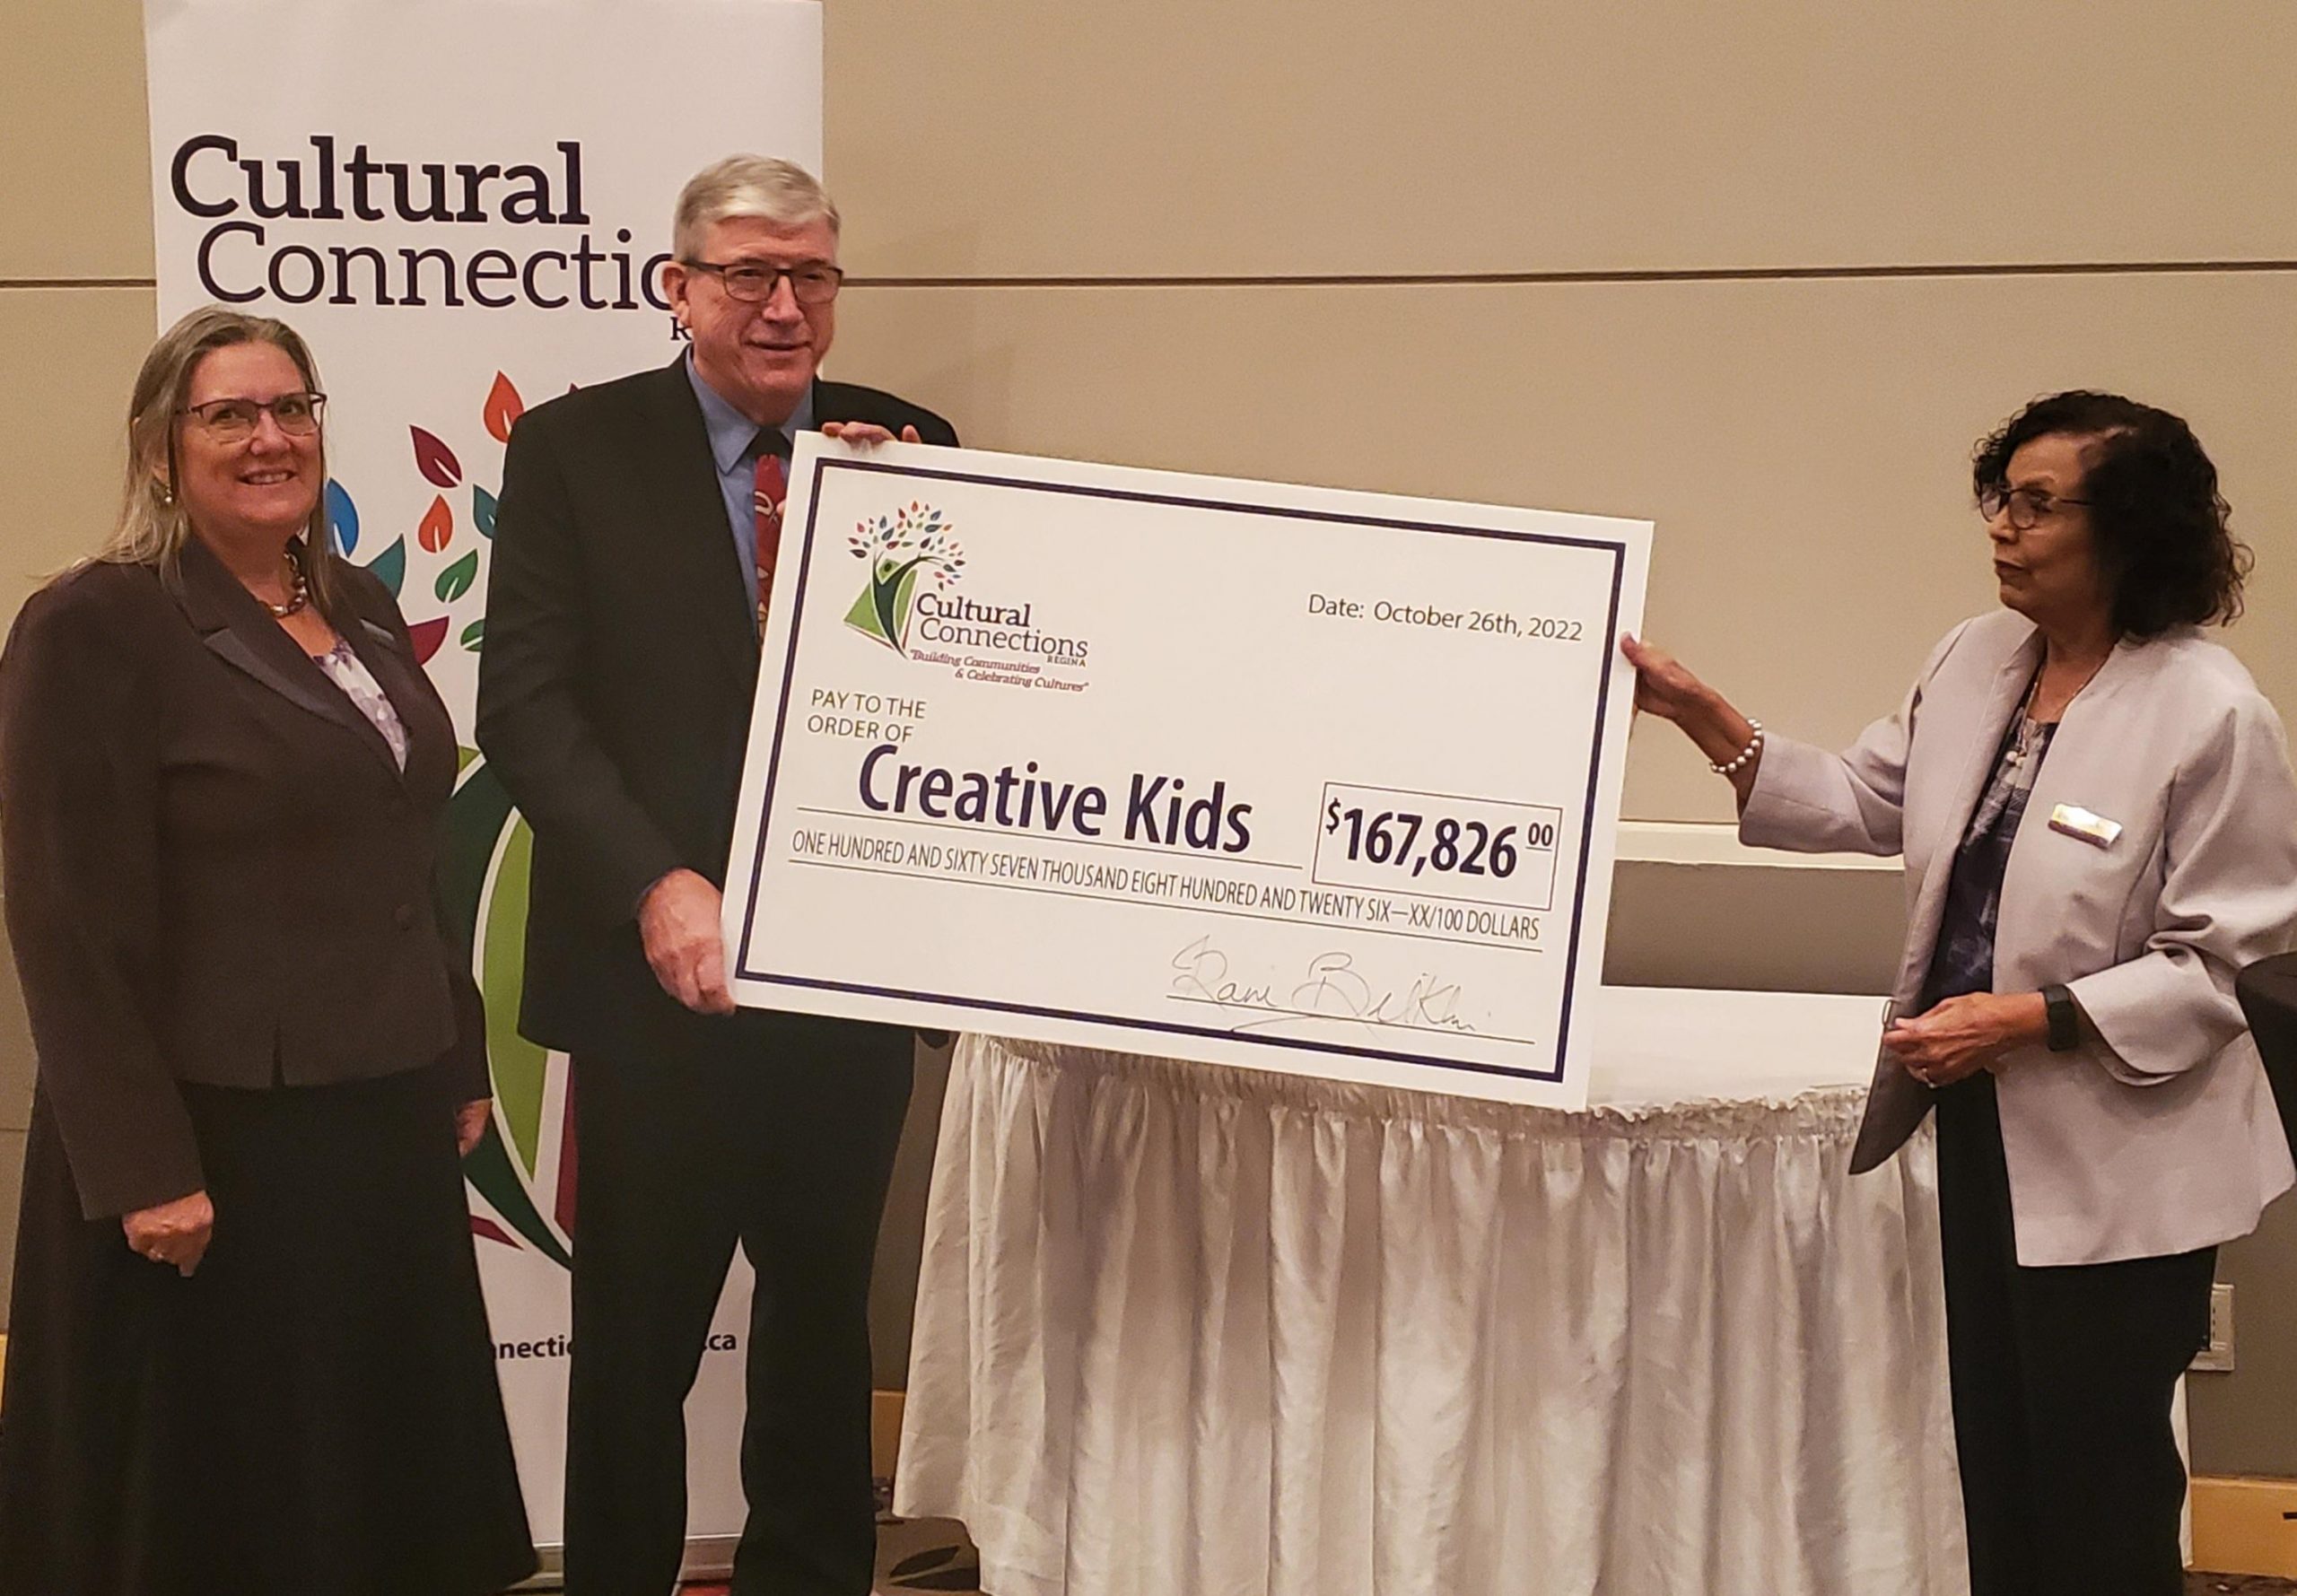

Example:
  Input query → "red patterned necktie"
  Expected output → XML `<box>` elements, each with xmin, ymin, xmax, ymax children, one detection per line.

<box><xmin>752</xmin><ymin>444</ymin><xmax>788</xmax><ymax>639</ymax></box>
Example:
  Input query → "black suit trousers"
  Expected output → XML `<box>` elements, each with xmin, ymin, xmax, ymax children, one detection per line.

<box><xmin>1935</xmin><ymin>1072</ymin><xmax>2214</xmax><ymax>1596</ymax></box>
<box><xmin>563</xmin><ymin>1018</ymin><xmax>913</xmax><ymax>1596</ymax></box>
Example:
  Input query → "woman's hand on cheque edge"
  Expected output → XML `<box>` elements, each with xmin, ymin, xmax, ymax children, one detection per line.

<box><xmin>1618</xmin><ymin>633</ymin><xmax>1714</xmax><ymax>724</ymax></box>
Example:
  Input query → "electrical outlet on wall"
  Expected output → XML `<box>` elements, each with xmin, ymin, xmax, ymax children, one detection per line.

<box><xmin>2191</xmin><ymin>1282</ymin><xmax>2235</xmax><ymax>1373</ymax></box>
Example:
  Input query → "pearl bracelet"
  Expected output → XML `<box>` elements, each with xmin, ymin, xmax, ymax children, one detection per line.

<box><xmin>1709</xmin><ymin>720</ymin><xmax>1763</xmax><ymax>776</ymax></box>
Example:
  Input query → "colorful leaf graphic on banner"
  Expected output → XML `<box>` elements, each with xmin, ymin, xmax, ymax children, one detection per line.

<box><xmin>473</xmin><ymin>484</ymin><xmax>498</xmax><ymax>539</ymax></box>
<box><xmin>483</xmin><ymin>371</ymin><xmax>525</xmax><ymax>443</ymax></box>
<box><xmin>362</xmin><ymin>536</ymin><xmax>406</xmax><ymax>597</ymax></box>
<box><xmin>406</xmin><ymin>616</ymin><xmax>450</xmax><ymax>662</ymax></box>
<box><xmin>442</xmin><ymin>762</ymin><xmax>571</xmax><ymax>1265</ymax></box>
<box><xmin>418</xmin><ymin>494</ymin><xmax>453</xmax><ymax>553</ymax></box>
<box><xmin>460</xmin><ymin>618</ymin><xmax>485</xmax><ymax>650</ymax></box>
<box><xmin>479</xmin><ymin>814</ymin><xmax>551</xmax><ymax>1180</ymax></box>
<box><xmin>325</xmin><ymin>478</ymin><xmax>360</xmax><ymax>555</ymax></box>
<box><xmin>436</xmin><ymin>550</ymin><xmax>479</xmax><ymax>603</ymax></box>
<box><xmin>411</xmin><ymin>426</ymin><xmax>463</xmax><ymax>489</ymax></box>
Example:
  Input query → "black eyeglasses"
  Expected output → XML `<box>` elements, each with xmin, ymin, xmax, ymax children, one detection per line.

<box><xmin>179</xmin><ymin>392</ymin><xmax>327</xmax><ymax>442</ymax></box>
<box><xmin>1979</xmin><ymin>484</ymin><xmax>2091</xmax><ymax>530</ymax></box>
<box><xmin>682</xmin><ymin>258</ymin><xmax>844</xmax><ymax>307</ymax></box>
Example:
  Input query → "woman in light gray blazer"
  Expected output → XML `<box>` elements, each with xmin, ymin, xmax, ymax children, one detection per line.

<box><xmin>1626</xmin><ymin>391</ymin><xmax>2297</xmax><ymax>1596</ymax></box>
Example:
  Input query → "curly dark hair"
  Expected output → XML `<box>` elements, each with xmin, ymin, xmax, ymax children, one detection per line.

<box><xmin>1971</xmin><ymin>390</ymin><xmax>2249</xmax><ymax>638</ymax></box>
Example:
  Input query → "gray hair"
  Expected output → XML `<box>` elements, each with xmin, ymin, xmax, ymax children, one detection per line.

<box><xmin>96</xmin><ymin>305</ymin><xmax>345</xmax><ymax>617</ymax></box>
<box><xmin>672</xmin><ymin>155</ymin><xmax>841</xmax><ymax>261</ymax></box>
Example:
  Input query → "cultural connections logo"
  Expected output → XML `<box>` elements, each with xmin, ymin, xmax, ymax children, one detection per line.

<box><xmin>844</xmin><ymin>502</ymin><xmax>965</xmax><ymax>654</ymax></box>
<box><xmin>329</xmin><ymin>366</ymin><xmax>576</xmax><ymax>1269</ymax></box>
<box><xmin>840</xmin><ymin>500</ymin><xmax>1094</xmax><ymax>685</ymax></box>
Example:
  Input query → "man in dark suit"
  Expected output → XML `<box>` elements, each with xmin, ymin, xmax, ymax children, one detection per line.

<box><xmin>477</xmin><ymin>154</ymin><xmax>956</xmax><ymax>1596</ymax></box>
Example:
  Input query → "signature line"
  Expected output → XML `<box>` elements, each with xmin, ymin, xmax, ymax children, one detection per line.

<box><xmin>1166</xmin><ymin>991</ymin><xmax>1541</xmax><ymax>1047</ymax></box>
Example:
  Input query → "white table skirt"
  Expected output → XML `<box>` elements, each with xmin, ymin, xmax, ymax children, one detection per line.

<box><xmin>896</xmin><ymin>989</ymin><xmax>1969</xmax><ymax>1596</ymax></box>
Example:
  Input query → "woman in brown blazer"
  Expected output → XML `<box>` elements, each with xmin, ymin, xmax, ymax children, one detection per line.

<box><xmin>0</xmin><ymin>308</ymin><xmax>535</xmax><ymax>1594</ymax></box>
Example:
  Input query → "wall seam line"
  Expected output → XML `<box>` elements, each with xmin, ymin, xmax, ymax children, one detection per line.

<box><xmin>11</xmin><ymin>259</ymin><xmax>2297</xmax><ymax>293</ymax></box>
<box><xmin>841</xmin><ymin>259</ymin><xmax>2297</xmax><ymax>290</ymax></box>
<box><xmin>0</xmin><ymin>278</ymin><xmax>157</xmax><ymax>290</ymax></box>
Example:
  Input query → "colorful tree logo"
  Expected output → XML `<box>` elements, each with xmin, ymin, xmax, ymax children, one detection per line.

<box><xmin>843</xmin><ymin>502</ymin><xmax>963</xmax><ymax>653</ymax></box>
<box><xmin>442</xmin><ymin>754</ymin><xmax>574</xmax><ymax>1265</ymax></box>
<box><xmin>329</xmin><ymin>370</ymin><xmax>577</xmax><ymax>1267</ymax></box>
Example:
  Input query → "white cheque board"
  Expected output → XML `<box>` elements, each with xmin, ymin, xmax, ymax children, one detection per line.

<box><xmin>724</xmin><ymin>439</ymin><xmax>1651</xmax><ymax>1107</ymax></box>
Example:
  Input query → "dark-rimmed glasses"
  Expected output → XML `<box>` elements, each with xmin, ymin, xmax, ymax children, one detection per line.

<box><xmin>682</xmin><ymin>258</ymin><xmax>844</xmax><ymax>306</ymax></box>
<box><xmin>1979</xmin><ymin>484</ymin><xmax>2091</xmax><ymax>530</ymax></box>
<box><xmin>179</xmin><ymin>392</ymin><xmax>327</xmax><ymax>443</ymax></box>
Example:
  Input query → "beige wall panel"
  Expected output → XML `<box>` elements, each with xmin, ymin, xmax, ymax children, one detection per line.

<box><xmin>0</xmin><ymin>283</ymin><xmax>155</xmax><ymax>1232</ymax></box>
<box><xmin>0</xmin><ymin>286</ymin><xmax>159</xmax><ymax>614</ymax></box>
<box><xmin>827</xmin><ymin>2</ymin><xmax>2297</xmax><ymax>279</ymax></box>
<box><xmin>1605</xmin><ymin>861</ymin><xmax>1902</xmax><ymax>995</ymax></box>
<box><xmin>0</xmin><ymin>0</ymin><xmax>154</xmax><ymax>282</ymax></box>
<box><xmin>0</xmin><ymin>1128</ymin><xmax>22</xmax><ymax>1334</ymax></box>
<box><xmin>2195</xmin><ymin>1195</ymin><xmax>2297</xmax><ymax>1477</ymax></box>
<box><xmin>829</xmin><ymin>271</ymin><xmax>2297</xmax><ymax>821</ymax></box>
<box><xmin>40</xmin><ymin>3</ymin><xmax>2297</xmax><ymax>285</ymax></box>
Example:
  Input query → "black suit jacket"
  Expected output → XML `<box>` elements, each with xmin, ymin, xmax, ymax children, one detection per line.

<box><xmin>0</xmin><ymin>539</ymin><xmax>486</xmax><ymax>1218</ymax></box>
<box><xmin>476</xmin><ymin>359</ymin><xmax>956</xmax><ymax>1058</ymax></box>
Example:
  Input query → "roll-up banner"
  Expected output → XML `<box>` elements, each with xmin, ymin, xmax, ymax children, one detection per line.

<box><xmin>144</xmin><ymin>0</ymin><xmax>825</xmax><ymax>1569</ymax></box>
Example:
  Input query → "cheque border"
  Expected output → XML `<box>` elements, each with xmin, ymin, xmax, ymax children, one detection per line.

<box><xmin>733</xmin><ymin>458</ymin><xmax>1629</xmax><ymax>1085</ymax></box>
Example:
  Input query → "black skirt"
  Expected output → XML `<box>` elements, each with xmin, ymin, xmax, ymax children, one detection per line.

<box><xmin>0</xmin><ymin>1063</ymin><xmax>537</xmax><ymax>1596</ymax></box>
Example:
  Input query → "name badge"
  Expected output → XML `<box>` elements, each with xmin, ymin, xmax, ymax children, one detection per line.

<box><xmin>2048</xmin><ymin>803</ymin><xmax>2122</xmax><ymax>849</ymax></box>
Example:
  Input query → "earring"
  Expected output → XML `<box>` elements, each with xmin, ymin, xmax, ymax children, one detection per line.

<box><xmin>158</xmin><ymin>484</ymin><xmax>175</xmax><ymax>506</ymax></box>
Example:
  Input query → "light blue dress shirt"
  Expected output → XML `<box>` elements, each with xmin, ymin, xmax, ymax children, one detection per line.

<box><xmin>684</xmin><ymin>351</ymin><xmax>815</xmax><ymax>615</ymax></box>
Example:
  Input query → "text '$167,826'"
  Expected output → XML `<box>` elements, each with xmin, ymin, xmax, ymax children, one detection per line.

<box><xmin>1321</xmin><ymin>801</ymin><xmax>1558</xmax><ymax>882</ymax></box>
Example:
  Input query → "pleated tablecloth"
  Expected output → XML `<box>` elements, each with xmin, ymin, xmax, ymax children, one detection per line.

<box><xmin>895</xmin><ymin>987</ymin><xmax>1967</xmax><ymax>1596</ymax></box>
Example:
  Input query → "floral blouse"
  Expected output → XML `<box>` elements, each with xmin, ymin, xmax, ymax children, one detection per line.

<box><xmin>312</xmin><ymin>638</ymin><xmax>409</xmax><ymax>772</ymax></box>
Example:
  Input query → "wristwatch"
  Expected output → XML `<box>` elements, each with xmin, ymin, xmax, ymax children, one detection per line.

<box><xmin>2041</xmin><ymin>983</ymin><xmax>2080</xmax><ymax>1052</ymax></box>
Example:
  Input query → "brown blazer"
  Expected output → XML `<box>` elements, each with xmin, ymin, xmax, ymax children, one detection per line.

<box><xmin>0</xmin><ymin>537</ymin><xmax>485</xmax><ymax>1219</ymax></box>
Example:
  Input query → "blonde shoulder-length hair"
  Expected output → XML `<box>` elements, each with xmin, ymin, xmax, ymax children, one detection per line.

<box><xmin>97</xmin><ymin>305</ymin><xmax>346</xmax><ymax>617</ymax></box>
